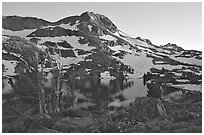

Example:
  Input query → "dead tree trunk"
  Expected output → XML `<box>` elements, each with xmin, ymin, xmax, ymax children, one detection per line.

<box><xmin>50</xmin><ymin>48</ymin><xmax>63</xmax><ymax>113</ymax></box>
<box><xmin>35</xmin><ymin>51</ymin><xmax>49</xmax><ymax>116</ymax></box>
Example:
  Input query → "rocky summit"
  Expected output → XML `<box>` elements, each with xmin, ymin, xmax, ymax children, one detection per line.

<box><xmin>2</xmin><ymin>11</ymin><xmax>202</xmax><ymax>133</ymax></box>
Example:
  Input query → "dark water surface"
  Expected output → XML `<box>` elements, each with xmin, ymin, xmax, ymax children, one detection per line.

<box><xmin>3</xmin><ymin>77</ymin><xmax>184</xmax><ymax>112</ymax></box>
<box><xmin>60</xmin><ymin>78</ymin><xmax>148</xmax><ymax>110</ymax></box>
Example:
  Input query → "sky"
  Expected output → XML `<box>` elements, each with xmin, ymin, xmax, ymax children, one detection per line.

<box><xmin>2</xmin><ymin>2</ymin><xmax>202</xmax><ymax>50</ymax></box>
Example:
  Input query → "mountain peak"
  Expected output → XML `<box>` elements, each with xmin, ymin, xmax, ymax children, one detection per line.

<box><xmin>80</xmin><ymin>11</ymin><xmax>95</xmax><ymax>17</ymax></box>
<box><xmin>161</xmin><ymin>43</ymin><xmax>184</xmax><ymax>52</ymax></box>
<box><xmin>79</xmin><ymin>11</ymin><xmax>118</xmax><ymax>33</ymax></box>
<box><xmin>79</xmin><ymin>11</ymin><xmax>97</xmax><ymax>21</ymax></box>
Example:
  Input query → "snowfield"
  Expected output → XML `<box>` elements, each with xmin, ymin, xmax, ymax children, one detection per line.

<box><xmin>109</xmin><ymin>45</ymin><xmax>132</xmax><ymax>53</ymax></box>
<box><xmin>58</xmin><ymin>50</ymin><xmax>91</xmax><ymax>66</ymax></box>
<box><xmin>2</xmin><ymin>28</ymin><xmax>36</xmax><ymax>37</ymax></box>
<box><xmin>2</xmin><ymin>60</ymin><xmax>19</xmax><ymax>76</ymax></box>
<box><xmin>58</xmin><ymin>22</ymin><xmax>79</xmax><ymax>31</ymax></box>
<box><xmin>172</xmin><ymin>55</ymin><xmax>202</xmax><ymax>66</ymax></box>
<box><xmin>99</xmin><ymin>35</ymin><xmax>117</xmax><ymax>41</ymax></box>
<box><xmin>113</xmin><ymin>52</ymin><xmax>154</xmax><ymax>77</ymax></box>
<box><xmin>2</xmin><ymin>79</ymin><xmax>15</xmax><ymax>94</ymax></box>
<box><xmin>87</xmin><ymin>25</ymin><xmax>92</xmax><ymax>32</ymax></box>
<box><xmin>100</xmin><ymin>71</ymin><xmax>116</xmax><ymax>86</ymax></box>
<box><xmin>38</xmin><ymin>36</ymin><xmax>95</xmax><ymax>51</ymax></box>
<box><xmin>171</xmin><ymin>84</ymin><xmax>202</xmax><ymax>92</ymax></box>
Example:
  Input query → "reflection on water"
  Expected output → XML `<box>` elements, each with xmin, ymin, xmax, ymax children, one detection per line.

<box><xmin>3</xmin><ymin>76</ymin><xmax>184</xmax><ymax>112</ymax></box>
<box><xmin>61</xmin><ymin>77</ymin><xmax>184</xmax><ymax>110</ymax></box>
<box><xmin>61</xmin><ymin>77</ymin><xmax>148</xmax><ymax>110</ymax></box>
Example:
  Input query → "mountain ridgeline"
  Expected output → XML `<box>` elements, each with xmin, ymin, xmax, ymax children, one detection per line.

<box><xmin>2</xmin><ymin>11</ymin><xmax>202</xmax><ymax>112</ymax></box>
<box><xmin>3</xmin><ymin>11</ymin><xmax>118</xmax><ymax>33</ymax></box>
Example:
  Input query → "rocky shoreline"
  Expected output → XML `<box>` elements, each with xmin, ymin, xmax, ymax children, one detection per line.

<box><xmin>3</xmin><ymin>89</ymin><xmax>201</xmax><ymax>133</ymax></box>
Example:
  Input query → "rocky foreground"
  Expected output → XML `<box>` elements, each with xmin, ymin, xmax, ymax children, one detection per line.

<box><xmin>2</xmin><ymin>89</ymin><xmax>201</xmax><ymax>133</ymax></box>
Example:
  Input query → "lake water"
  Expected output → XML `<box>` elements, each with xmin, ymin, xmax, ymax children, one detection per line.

<box><xmin>60</xmin><ymin>77</ymin><xmax>149</xmax><ymax>110</ymax></box>
<box><xmin>3</xmin><ymin>76</ymin><xmax>184</xmax><ymax>112</ymax></box>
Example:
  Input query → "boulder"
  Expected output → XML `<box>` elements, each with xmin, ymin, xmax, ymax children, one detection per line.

<box><xmin>60</xmin><ymin>109</ymin><xmax>90</xmax><ymax>118</ymax></box>
<box><xmin>31</xmin><ymin>127</ymin><xmax>60</xmax><ymax>133</ymax></box>
<box><xmin>26</xmin><ymin>115</ymin><xmax>55</xmax><ymax>131</ymax></box>
<box><xmin>175</xmin><ymin>90</ymin><xmax>202</xmax><ymax>104</ymax></box>
<box><xmin>53</xmin><ymin>117</ymin><xmax>94</xmax><ymax>132</ymax></box>
<box><xmin>127</xmin><ymin>97</ymin><xmax>166</xmax><ymax>122</ymax></box>
<box><xmin>174</xmin><ymin>128</ymin><xmax>188</xmax><ymax>133</ymax></box>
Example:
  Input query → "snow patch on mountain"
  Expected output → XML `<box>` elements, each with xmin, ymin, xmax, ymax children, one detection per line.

<box><xmin>85</xmin><ymin>68</ymin><xmax>91</xmax><ymax>72</ymax></box>
<box><xmin>60</xmin><ymin>51</ymin><xmax>91</xmax><ymax>66</ymax></box>
<box><xmin>2</xmin><ymin>28</ymin><xmax>36</xmax><ymax>37</ymax></box>
<box><xmin>100</xmin><ymin>71</ymin><xmax>116</xmax><ymax>79</ymax></box>
<box><xmin>171</xmin><ymin>84</ymin><xmax>202</xmax><ymax>92</ymax></box>
<box><xmin>100</xmin><ymin>71</ymin><xmax>116</xmax><ymax>86</ymax></box>
<box><xmin>173</xmin><ymin>72</ymin><xmax>183</xmax><ymax>77</ymax></box>
<box><xmin>90</xmin><ymin>15</ymin><xmax>95</xmax><ymax>20</ymax></box>
<box><xmin>114</xmin><ymin>50</ymin><xmax>192</xmax><ymax>78</ymax></box>
<box><xmin>113</xmin><ymin>32</ymin><xmax>120</xmax><ymax>37</ymax></box>
<box><xmin>114</xmin><ymin>52</ymin><xmax>153</xmax><ymax>77</ymax></box>
<box><xmin>58</xmin><ymin>23</ymin><xmax>79</xmax><ymax>30</ymax></box>
<box><xmin>109</xmin><ymin>45</ymin><xmax>132</xmax><ymax>53</ymax></box>
<box><xmin>38</xmin><ymin>36</ymin><xmax>95</xmax><ymax>51</ymax></box>
<box><xmin>2</xmin><ymin>49</ymin><xmax>22</xmax><ymax>58</ymax></box>
<box><xmin>87</xmin><ymin>25</ymin><xmax>92</xmax><ymax>32</ymax></box>
<box><xmin>137</xmin><ymin>46</ymin><xmax>154</xmax><ymax>53</ymax></box>
<box><xmin>170</xmin><ymin>55</ymin><xmax>202</xmax><ymax>66</ymax></box>
<box><xmin>146</xmin><ymin>53</ymin><xmax>163</xmax><ymax>59</ymax></box>
<box><xmin>99</xmin><ymin>35</ymin><xmax>117</xmax><ymax>41</ymax></box>
<box><xmin>2</xmin><ymin>60</ymin><xmax>19</xmax><ymax>76</ymax></box>
<box><xmin>2</xmin><ymin>79</ymin><xmax>15</xmax><ymax>94</ymax></box>
<box><xmin>2</xmin><ymin>35</ymin><xmax>10</xmax><ymax>41</ymax></box>
<box><xmin>154</xmin><ymin>63</ymin><xmax>184</xmax><ymax>71</ymax></box>
<box><xmin>176</xmin><ymin>79</ymin><xmax>189</xmax><ymax>83</ymax></box>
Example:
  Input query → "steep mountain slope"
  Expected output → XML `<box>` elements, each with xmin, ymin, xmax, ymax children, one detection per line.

<box><xmin>2</xmin><ymin>11</ymin><xmax>202</xmax><ymax>110</ymax></box>
<box><xmin>3</xmin><ymin>15</ymin><xmax>51</xmax><ymax>30</ymax></box>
